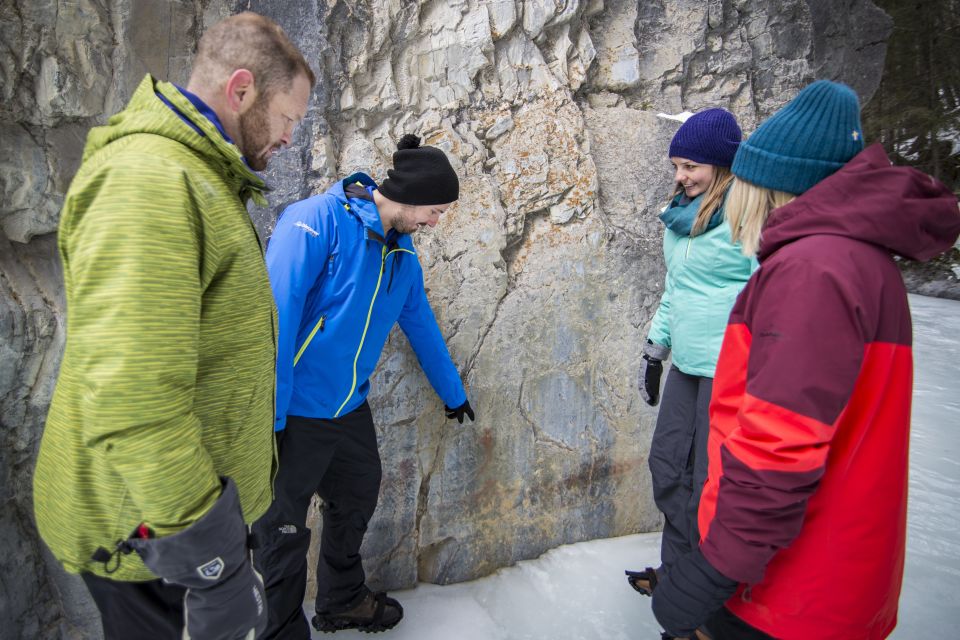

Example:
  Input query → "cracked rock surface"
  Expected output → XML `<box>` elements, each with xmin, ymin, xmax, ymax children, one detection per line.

<box><xmin>0</xmin><ymin>0</ymin><xmax>891</xmax><ymax>636</ymax></box>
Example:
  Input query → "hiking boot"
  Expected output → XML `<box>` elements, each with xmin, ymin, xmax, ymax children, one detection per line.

<box><xmin>625</xmin><ymin>566</ymin><xmax>660</xmax><ymax>596</ymax></box>
<box><xmin>311</xmin><ymin>588</ymin><xmax>403</xmax><ymax>633</ymax></box>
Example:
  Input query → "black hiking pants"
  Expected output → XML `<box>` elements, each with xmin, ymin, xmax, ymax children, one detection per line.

<box><xmin>705</xmin><ymin>606</ymin><xmax>777</xmax><ymax>639</ymax></box>
<box><xmin>648</xmin><ymin>366</ymin><xmax>713</xmax><ymax>571</ymax></box>
<box><xmin>82</xmin><ymin>572</ymin><xmax>186</xmax><ymax>639</ymax></box>
<box><xmin>252</xmin><ymin>402</ymin><xmax>382</xmax><ymax>640</ymax></box>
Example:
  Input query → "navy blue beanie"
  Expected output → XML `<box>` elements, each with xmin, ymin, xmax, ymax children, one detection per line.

<box><xmin>668</xmin><ymin>108</ymin><xmax>741</xmax><ymax>167</ymax></box>
<box><xmin>732</xmin><ymin>80</ymin><xmax>864</xmax><ymax>195</ymax></box>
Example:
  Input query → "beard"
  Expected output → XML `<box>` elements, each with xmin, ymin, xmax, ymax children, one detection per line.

<box><xmin>237</xmin><ymin>96</ymin><xmax>275</xmax><ymax>171</ymax></box>
<box><xmin>389</xmin><ymin>208</ymin><xmax>421</xmax><ymax>234</ymax></box>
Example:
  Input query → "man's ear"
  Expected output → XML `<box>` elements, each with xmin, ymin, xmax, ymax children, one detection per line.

<box><xmin>224</xmin><ymin>69</ymin><xmax>257</xmax><ymax>114</ymax></box>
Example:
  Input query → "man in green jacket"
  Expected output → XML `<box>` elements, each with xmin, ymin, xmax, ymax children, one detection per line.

<box><xmin>32</xmin><ymin>12</ymin><xmax>313</xmax><ymax>639</ymax></box>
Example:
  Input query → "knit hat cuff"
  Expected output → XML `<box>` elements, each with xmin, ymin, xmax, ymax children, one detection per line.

<box><xmin>378</xmin><ymin>179</ymin><xmax>458</xmax><ymax>206</ymax></box>
<box><xmin>732</xmin><ymin>141</ymin><xmax>846</xmax><ymax>195</ymax></box>
<box><xmin>668</xmin><ymin>143</ymin><xmax>736</xmax><ymax>167</ymax></box>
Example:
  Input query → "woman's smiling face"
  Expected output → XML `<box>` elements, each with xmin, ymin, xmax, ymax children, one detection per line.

<box><xmin>670</xmin><ymin>157</ymin><xmax>716</xmax><ymax>198</ymax></box>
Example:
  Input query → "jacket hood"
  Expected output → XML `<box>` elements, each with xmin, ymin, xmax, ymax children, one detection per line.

<box><xmin>326</xmin><ymin>172</ymin><xmax>377</xmax><ymax>207</ymax></box>
<box><xmin>758</xmin><ymin>144</ymin><xmax>960</xmax><ymax>262</ymax></box>
<box><xmin>82</xmin><ymin>74</ymin><xmax>266</xmax><ymax>203</ymax></box>
<box><xmin>325</xmin><ymin>172</ymin><xmax>387</xmax><ymax>238</ymax></box>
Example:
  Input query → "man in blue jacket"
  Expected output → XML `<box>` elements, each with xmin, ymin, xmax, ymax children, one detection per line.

<box><xmin>253</xmin><ymin>133</ymin><xmax>474</xmax><ymax>638</ymax></box>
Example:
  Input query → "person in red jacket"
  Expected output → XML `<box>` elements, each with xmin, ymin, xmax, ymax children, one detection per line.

<box><xmin>650</xmin><ymin>80</ymin><xmax>960</xmax><ymax>640</ymax></box>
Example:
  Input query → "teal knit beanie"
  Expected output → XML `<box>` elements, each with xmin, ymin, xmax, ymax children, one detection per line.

<box><xmin>731</xmin><ymin>80</ymin><xmax>864</xmax><ymax>195</ymax></box>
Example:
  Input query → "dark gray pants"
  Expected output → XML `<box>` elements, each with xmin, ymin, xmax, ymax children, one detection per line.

<box><xmin>706</xmin><ymin>606</ymin><xmax>776</xmax><ymax>639</ymax></box>
<box><xmin>648</xmin><ymin>365</ymin><xmax>713</xmax><ymax>570</ymax></box>
<box><xmin>252</xmin><ymin>402</ymin><xmax>382</xmax><ymax>640</ymax></box>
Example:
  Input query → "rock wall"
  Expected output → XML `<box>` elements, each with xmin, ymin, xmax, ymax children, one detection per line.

<box><xmin>0</xmin><ymin>0</ymin><xmax>892</xmax><ymax>636</ymax></box>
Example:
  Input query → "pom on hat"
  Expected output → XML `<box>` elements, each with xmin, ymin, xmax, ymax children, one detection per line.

<box><xmin>668</xmin><ymin>108</ymin><xmax>741</xmax><ymax>167</ymax></box>
<box><xmin>378</xmin><ymin>133</ymin><xmax>459</xmax><ymax>206</ymax></box>
<box><xmin>732</xmin><ymin>80</ymin><xmax>864</xmax><ymax>195</ymax></box>
<box><xmin>397</xmin><ymin>134</ymin><xmax>421</xmax><ymax>150</ymax></box>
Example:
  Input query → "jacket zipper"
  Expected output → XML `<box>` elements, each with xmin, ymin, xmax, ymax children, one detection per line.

<box><xmin>293</xmin><ymin>315</ymin><xmax>325</xmax><ymax>366</ymax></box>
<box><xmin>243</xmin><ymin>212</ymin><xmax>279</xmax><ymax>496</ymax></box>
<box><xmin>333</xmin><ymin>245</ymin><xmax>414</xmax><ymax>417</ymax></box>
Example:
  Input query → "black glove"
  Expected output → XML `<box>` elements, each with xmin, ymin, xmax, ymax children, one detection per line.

<box><xmin>651</xmin><ymin>549</ymin><xmax>738</xmax><ymax>639</ymax></box>
<box><xmin>640</xmin><ymin>340</ymin><xmax>669</xmax><ymax>406</ymax></box>
<box><xmin>126</xmin><ymin>478</ymin><xmax>267</xmax><ymax>640</ymax></box>
<box><xmin>445</xmin><ymin>399</ymin><xmax>475</xmax><ymax>423</ymax></box>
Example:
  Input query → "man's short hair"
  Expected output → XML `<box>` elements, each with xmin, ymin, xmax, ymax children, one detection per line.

<box><xmin>192</xmin><ymin>12</ymin><xmax>316</xmax><ymax>99</ymax></box>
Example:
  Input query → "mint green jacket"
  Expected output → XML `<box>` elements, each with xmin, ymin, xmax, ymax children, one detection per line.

<box><xmin>648</xmin><ymin>195</ymin><xmax>758</xmax><ymax>378</ymax></box>
<box><xmin>33</xmin><ymin>75</ymin><xmax>277</xmax><ymax>580</ymax></box>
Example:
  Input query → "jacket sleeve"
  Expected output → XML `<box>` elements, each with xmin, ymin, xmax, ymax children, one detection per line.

<box><xmin>266</xmin><ymin>199</ymin><xmax>332</xmax><ymax>430</ymax></box>
<box><xmin>699</xmin><ymin>257</ymin><xmax>866</xmax><ymax>585</ymax></box>
<box><xmin>647</xmin><ymin>232</ymin><xmax>673</xmax><ymax>349</ymax></box>
<box><xmin>397</xmin><ymin>266</ymin><xmax>467</xmax><ymax>408</ymax></box>
<box><xmin>647</xmin><ymin>287</ymin><xmax>672</xmax><ymax>349</ymax></box>
<box><xmin>69</xmin><ymin>166</ymin><xmax>219</xmax><ymax>535</ymax></box>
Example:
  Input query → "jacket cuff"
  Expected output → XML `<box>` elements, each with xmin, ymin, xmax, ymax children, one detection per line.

<box><xmin>126</xmin><ymin>477</ymin><xmax>248</xmax><ymax>588</ymax></box>
<box><xmin>643</xmin><ymin>340</ymin><xmax>671</xmax><ymax>361</ymax></box>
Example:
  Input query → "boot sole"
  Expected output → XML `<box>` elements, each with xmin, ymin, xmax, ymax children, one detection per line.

<box><xmin>311</xmin><ymin>614</ymin><xmax>401</xmax><ymax>634</ymax></box>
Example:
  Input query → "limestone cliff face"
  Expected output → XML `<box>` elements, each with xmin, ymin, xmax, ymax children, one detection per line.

<box><xmin>0</xmin><ymin>0</ymin><xmax>891</xmax><ymax>636</ymax></box>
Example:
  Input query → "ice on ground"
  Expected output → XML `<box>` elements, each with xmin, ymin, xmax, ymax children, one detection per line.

<box><xmin>308</xmin><ymin>534</ymin><xmax>663</xmax><ymax>640</ymax></box>
<box><xmin>309</xmin><ymin>295</ymin><xmax>960</xmax><ymax>639</ymax></box>
<box><xmin>896</xmin><ymin>294</ymin><xmax>960</xmax><ymax>637</ymax></box>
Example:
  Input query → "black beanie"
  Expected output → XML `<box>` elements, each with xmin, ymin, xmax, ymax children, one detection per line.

<box><xmin>378</xmin><ymin>134</ymin><xmax>460</xmax><ymax>206</ymax></box>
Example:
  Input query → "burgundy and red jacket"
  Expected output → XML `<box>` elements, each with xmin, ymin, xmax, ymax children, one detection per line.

<box><xmin>697</xmin><ymin>144</ymin><xmax>960</xmax><ymax>639</ymax></box>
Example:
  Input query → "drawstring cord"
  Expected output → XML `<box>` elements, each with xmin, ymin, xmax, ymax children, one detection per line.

<box><xmin>90</xmin><ymin>523</ymin><xmax>152</xmax><ymax>574</ymax></box>
<box><xmin>91</xmin><ymin>539</ymin><xmax>134</xmax><ymax>574</ymax></box>
<box><xmin>386</xmin><ymin>244</ymin><xmax>402</xmax><ymax>294</ymax></box>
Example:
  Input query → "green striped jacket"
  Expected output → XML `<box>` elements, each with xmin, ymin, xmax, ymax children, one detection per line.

<box><xmin>33</xmin><ymin>75</ymin><xmax>278</xmax><ymax>581</ymax></box>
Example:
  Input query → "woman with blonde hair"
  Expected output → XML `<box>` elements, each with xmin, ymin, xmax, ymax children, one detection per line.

<box><xmin>628</xmin><ymin>109</ymin><xmax>756</xmax><ymax>606</ymax></box>
<box><xmin>651</xmin><ymin>80</ymin><xmax>960</xmax><ymax>640</ymax></box>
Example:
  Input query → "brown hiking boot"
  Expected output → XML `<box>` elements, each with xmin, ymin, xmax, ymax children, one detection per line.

<box><xmin>312</xmin><ymin>588</ymin><xmax>403</xmax><ymax>633</ymax></box>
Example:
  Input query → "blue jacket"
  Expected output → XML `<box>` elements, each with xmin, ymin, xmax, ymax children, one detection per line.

<box><xmin>648</xmin><ymin>192</ymin><xmax>758</xmax><ymax>378</ymax></box>
<box><xmin>267</xmin><ymin>173</ymin><xmax>467</xmax><ymax>430</ymax></box>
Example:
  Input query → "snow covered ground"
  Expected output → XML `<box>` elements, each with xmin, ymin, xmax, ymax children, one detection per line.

<box><xmin>309</xmin><ymin>294</ymin><xmax>960</xmax><ymax>639</ymax></box>
<box><xmin>896</xmin><ymin>294</ymin><xmax>960</xmax><ymax>637</ymax></box>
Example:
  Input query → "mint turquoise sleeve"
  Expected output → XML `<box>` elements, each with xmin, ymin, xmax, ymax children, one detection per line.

<box><xmin>648</xmin><ymin>231</ymin><xmax>673</xmax><ymax>349</ymax></box>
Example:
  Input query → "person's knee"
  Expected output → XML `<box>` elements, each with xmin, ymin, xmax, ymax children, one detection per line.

<box><xmin>349</xmin><ymin>509</ymin><xmax>371</xmax><ymax>535</ymax></box>
<box><xmin>350</xmin><ymin>465</ymin><xmax>382</xmax><ymax>517</ymax></box>
<box><xmin>253</xmin><ymin>523</ymin><xmax>312</xmax><ymax>584</ymax></box>
<box><xmin>650</xmin><ymin>453</ymin><xmax>685</xmax><ymax>491</ymax></box>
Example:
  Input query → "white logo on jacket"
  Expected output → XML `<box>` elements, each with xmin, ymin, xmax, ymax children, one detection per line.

<box><xmin>295</xmin><ymin>221</ymin><xmax>320</xmax><ymax>237</ymax></box>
